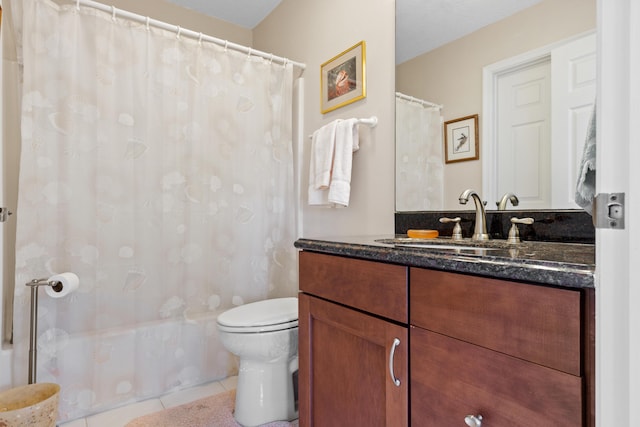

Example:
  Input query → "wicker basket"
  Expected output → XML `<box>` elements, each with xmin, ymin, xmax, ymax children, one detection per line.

<box><xmin>0</xmin><ymin>383</ymin><xmax>60</xmax><ymax>427</ymax></box>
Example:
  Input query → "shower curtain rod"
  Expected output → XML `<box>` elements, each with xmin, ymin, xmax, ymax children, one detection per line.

<box><xmin>72</xmin><ymin>0</ymin><xmax>306</xmax><ymax>72</ymax></box>
<box><xmin>395</xmin><ymin>92</ymin><xmax>443</xmax><ymax>109</ymax></box>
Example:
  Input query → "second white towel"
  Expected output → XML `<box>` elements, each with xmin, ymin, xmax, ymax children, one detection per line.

<box><xmin>328</xmin><ymin>119</ymin><xmax>359</xmax><ymax>207</ymax></box>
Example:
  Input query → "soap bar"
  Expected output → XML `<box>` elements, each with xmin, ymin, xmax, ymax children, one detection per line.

<box><xmin>407</xmin><ymin>229</ymin><xmax>439</xmax><ymax>239</ymax></box>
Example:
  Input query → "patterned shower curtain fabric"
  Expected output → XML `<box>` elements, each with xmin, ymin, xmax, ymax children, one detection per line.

<box><xmin>395</xmin><ymin>96</ymin><xmax>444</xmax><ymax>211</ymax></box>
<box><xmin>8</xmin><ymin>0</ymin><xmax>298</xmax><ymax>421</ymax></box>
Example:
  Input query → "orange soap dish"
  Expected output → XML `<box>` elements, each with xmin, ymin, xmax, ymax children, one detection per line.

<box><xmin>407</xmin><ymin>229</ymin><xmax>439</xmax><ymax>239</ymax></box>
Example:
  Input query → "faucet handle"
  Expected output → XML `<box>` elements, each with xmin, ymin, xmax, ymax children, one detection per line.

<box><xmin>439</xmin><ymin>217</ymin><xmax>463</xmax><ymax>240</ymax></box>
<box><xmin>508</xmin><ymin>217</ymin><xmax>534</xmax><ymax>243</ymax></box>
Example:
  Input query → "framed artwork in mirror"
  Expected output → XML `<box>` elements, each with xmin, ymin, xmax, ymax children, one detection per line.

<box><xmin>320</xmin><ymin>41</ymin><xmax>366</xmax><ymax>114</ymax></box>
<box><xmin>444</xmin><ymin>114</ymin><xmax>479</xmax><ymax>163</ymax></box>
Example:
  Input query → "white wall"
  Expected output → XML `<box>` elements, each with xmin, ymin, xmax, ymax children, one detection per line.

<box><xmin>110</xmin><ymin>0</ymin><xmax>253</xmax><ymax>47</ymax></box>
<box><xmin>1</xmin><ymin>0</ymin><xmax>20</xmax><ymax>389</ymax></box>
<box><xmin>254</xmin><ymin>0</ymin><xmax>396</xmax><ymax>238</ymax></box>
<box><xmin>0</xmin><ymin>0</ymin><xmax>11</xmax><ymax>388</ymax></box>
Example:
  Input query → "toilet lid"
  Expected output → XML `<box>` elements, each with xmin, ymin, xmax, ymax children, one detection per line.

<box><xmin>217</xmin><ymin>297</ymin><xmax>298</xmax><ymax>332</ymax></box>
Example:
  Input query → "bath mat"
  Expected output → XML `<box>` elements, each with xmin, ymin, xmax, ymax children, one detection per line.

<box><xmin>125</xmin><ymin>390</ymin><xmax>299</xmax><ymax>427</ymax></box>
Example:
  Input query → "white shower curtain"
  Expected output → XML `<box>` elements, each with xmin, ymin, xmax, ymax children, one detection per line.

<box><xmin>395</xmin><ymin>95</ymin><xmax>444</xmax><ymax>211</ymax></box>
<box><xmin>8</xmin><ymin>0</ymin><xmax>299</xmax><ymax>421</ymax></box>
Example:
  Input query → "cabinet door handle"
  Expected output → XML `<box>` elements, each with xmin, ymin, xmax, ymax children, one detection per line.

<box><xmin>465</xmin><ymin>414</ymin><xmax>483</xmax><ymax>426</ymax></box>
<box><xmin>389</xmin><ymin>338</ymin><xmax>401</xmax><ymax>386</ymax></box>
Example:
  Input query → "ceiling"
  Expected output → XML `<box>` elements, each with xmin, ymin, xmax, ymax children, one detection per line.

<box><xmin>165</xmin><ymin>0</ymin><xmax>542</xmax><ymax>64</ymax></box>
<box><xmin>165</xmin><ymin>0</ymin><xmax>283</xmax><ymax>29</ymax></box>
<box><xmin>395</xmin><ymin>0</ymin><xmax>542</xmax><ymax>64</ymax></box>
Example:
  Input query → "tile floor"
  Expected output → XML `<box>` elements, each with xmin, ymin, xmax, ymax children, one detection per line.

<box><xmin>58</xmin><ymin>376</ymin><xmax>238</xmax><ymax>427</ymax></box>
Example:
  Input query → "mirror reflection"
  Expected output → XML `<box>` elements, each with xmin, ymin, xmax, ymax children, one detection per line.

<box><xmin>395</xmin><ymin>0</ymin><xmax>597</xmax><ymax>211</ymax></box>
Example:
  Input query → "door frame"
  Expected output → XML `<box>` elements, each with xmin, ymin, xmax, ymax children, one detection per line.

<box><xmin>596</xmin><ymin>0</ymin><xmax>639</xmax><ymax>424</ymax></box>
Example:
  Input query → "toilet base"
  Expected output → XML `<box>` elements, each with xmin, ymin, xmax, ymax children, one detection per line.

<box><xmin>233</xmin><ymin>356</ymin><xmax>299</xmax><ymax>427</ymax></box>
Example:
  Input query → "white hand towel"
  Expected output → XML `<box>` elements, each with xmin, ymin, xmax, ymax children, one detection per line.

<box><xmin>575</xmin><ymin>102</ymin><xmax>596</xmax><ymax>215</ymax></box>
<box><xmin>328</xmin><ymin>118</ymin><xmax>360</xmax><ymax>207</ymax></box>
<box><xmin>308</xmin><ymin>121</ymin><xmax>339</xmax><ymax>205</ymax></box>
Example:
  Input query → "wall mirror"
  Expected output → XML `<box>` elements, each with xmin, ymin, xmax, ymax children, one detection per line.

<box><xmin>395</xmin><ymin>0</ymin><xmax>597</xmax><ymax>212</ymax></box>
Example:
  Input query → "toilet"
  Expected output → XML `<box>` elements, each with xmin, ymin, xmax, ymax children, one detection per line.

<box><xmin>217</xmin><ymin>297</ymin><xmax>299</xmax><ymax>427</ymax></box>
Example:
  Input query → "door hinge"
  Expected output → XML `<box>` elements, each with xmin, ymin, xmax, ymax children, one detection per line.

<box><xmin>593</xmin><ymin>193</ymin><xmax>625</xmax><ymax>229</ymax></box>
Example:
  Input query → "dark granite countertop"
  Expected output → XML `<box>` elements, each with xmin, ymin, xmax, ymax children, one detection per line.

<box><xmin>294</xmin><ymin>235</ymin><xmax>595</xmax><ymax>289</ymax></box>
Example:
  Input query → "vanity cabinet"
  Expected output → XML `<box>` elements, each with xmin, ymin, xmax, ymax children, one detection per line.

<box><xmin>298</xmin><ymin>251</ymin><xmax>408</xmax><ymax>427</ymax></box>
<box><xmin>297</xmin><ymin>250</ymin><xmax>595</xmax><ymax>427</ymax></box>
<box><xmin>410</xmin><ymin>267</ymin><xmax>593</xmax><ymax>426</ymax></box>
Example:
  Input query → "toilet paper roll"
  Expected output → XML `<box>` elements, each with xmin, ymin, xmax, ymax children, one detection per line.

<box><xmin>45</xmin><ymin>272</ymin><xmax>79</xmax><ymax>298</ymax></box>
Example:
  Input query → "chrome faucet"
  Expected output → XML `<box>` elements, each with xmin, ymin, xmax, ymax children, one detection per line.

<box><xmin>497</xmin><ymin>192</ymin><xmax>519</xmax><ymax>210</ymax></box>
<box><xmin>459</xmin><ymin>189</ymin><xmax>490</xmax><ymax>240</ymax></box>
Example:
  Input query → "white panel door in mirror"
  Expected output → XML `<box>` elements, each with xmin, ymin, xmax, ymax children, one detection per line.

<box><xmin>551</xmin><ymin>33</ymin><xmax>597</xmax><ymax>208</ymax></box>
<box><xmin>496</xmin><ymin>59</ymin><xmax>551</xmax><ymax>210</ymax></box>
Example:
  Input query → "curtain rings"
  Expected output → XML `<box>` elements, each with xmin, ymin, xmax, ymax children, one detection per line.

<box><xmin>176</xmin><ymin>26</ymin><xmax>182</xmax><ymax>40</ymax></box>
<box><xmin>76</xmin><ymin>0</ymin><xmax>80</xmax><ymax>11</ymax></box>
<box><xmin>224</xmin><ymin>41</ymin><xmax>228</xmax><ymax>52</ymax></box>
<box><xmin>246</xmin><ymin>48</ymin><xmax>252</xmax><ymax>60</ymax></box>
<box><xmin>198</xmin><ymin>33</ymin><xmax>203</xmax><ymax>46</ymax></box>
<box><xmin>145</xmin><ymin>16</ymin><xmax>150</xmax><ymax>31</ymax></box>
<box><xmin>111</xmin><ymin>6</ymin><xmax>117</xmax><ymax>22</ymax></box>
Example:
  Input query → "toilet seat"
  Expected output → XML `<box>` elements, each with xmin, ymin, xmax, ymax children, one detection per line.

<box><xmin>217</xmin><ymin>297</ymin><xmax>298</xmax><ymax>333</ymax></box>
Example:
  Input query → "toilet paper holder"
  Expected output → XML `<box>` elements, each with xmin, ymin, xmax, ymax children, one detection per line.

<box><xmin>25</xmin><ymin>277</ymin><xmax>72</xmax><ymax>384</ymax></box>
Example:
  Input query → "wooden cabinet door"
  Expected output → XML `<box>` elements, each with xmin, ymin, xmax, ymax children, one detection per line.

<box><xmin>299</xmin><ymin>293</ymin><xmax>408</xmax><ymax>427</ymax></box>
<box><xmin>411</xmin><ymin>327</ymin><xmax>583</xmax><ymax>427</ymax></box>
